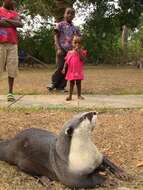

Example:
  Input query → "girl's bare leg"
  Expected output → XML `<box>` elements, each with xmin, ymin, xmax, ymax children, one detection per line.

<box><xmin>66</xmin><ymin>80</ymin><xmax>75</xmax><ymax>101</ymax></box>
<box><xmin>76</xmin><ymin>80</ymin><xmax>84</xmax><ymax>100</ymax></box>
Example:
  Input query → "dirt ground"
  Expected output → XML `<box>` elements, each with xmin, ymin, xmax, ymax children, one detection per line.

<box><xmin>0</xmin><ymin>109</ymin><xmax>142</xmax><ymax>190</ymax></box>
<box><xmin>0</xmin><ymin>65</ymin><xmax>143</xmax><ymax>95</ymax></box>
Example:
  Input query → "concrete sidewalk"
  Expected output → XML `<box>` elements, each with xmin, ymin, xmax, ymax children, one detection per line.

<box><xmin>0</xmin><ymin>95</ymin><xmax>143</xmax><ymax>109</ymax></box>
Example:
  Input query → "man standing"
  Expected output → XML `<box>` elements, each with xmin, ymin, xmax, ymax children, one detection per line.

<box><xmin>0</xmin><ymin>0</ymin><xmax>23</xmax><ymax>101</ymax></box>
<box><xmin>47</xmin><ymin>7</ymin><xmax>80</xmax><ymax>92</ymax></box>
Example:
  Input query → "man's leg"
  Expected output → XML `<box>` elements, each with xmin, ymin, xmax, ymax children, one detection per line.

<box><xmin>7</xmin><ymin>44</ymin><xmax>18</xmax><ymax>101</ymax></box>
<box><xmin>57</xmin><ymin>69</ymin><xmax>67</xmax><ymax>90</ymax></box>
<box><xmin>57</xmin><ymin>51</ymin><xmax>67</xmax><ymax>90</ymax></box>
<box><xmin>48</xmin><ymin>50</ymin><xmax>67</xmax><ymax>91</ymax></box>
<box><xmin>0</xmin><ymin>44</ymin><xmax>6</xmax><ymax>80</ymax></box>
<box><xmin>8</xmin><ymin>77</ymin><xmax>14</xmax><ymax>94</ymax></box>
<box><xmin>7</xmin><ymin>76</ymin><xmax>15</xmax><ymax>101</ymax></box>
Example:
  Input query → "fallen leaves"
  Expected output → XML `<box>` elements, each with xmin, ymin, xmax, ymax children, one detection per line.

<box><xmin>137</xmin><ymin>161</ymin><xmax>143</xmax><ymax>167</ymax></box>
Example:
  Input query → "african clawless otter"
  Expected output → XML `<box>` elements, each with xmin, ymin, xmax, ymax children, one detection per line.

<box><xmin>0</xmin><ymin>112</ymin><xmax>128</xmax><ymax>188</ymax></box>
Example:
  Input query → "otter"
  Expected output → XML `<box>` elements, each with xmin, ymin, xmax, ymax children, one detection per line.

<box><xmin>0</xmin><ymin>112</ymin><xmax>128</xmax><ymax>188</ymax></box>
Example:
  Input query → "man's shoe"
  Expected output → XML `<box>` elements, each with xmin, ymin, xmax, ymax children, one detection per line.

<box><xmin>47</xmin><ymin>84</ymin><xmax>55</xmax><ymax>91</ymax></box>
<box><xmin>7</xmin><ymin>93</ymin><xmax>16</xmax><ymax>102</ymax></box>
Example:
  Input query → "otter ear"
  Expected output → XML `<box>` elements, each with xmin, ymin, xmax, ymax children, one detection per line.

<box><xmin>65</xmin><ymin>127</ymin><xmax>73</xmax><ymax>136</ymax></box>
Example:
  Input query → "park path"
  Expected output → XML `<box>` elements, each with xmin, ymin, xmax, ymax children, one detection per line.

<box><xmin>0</xmin><ymin>94</ymin><xmax>143</xmax><ymax>109</ymax></box>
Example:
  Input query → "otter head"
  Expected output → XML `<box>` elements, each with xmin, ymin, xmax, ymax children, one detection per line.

<box><xmin>56</xmin><ymin>112</ymin><xmax>103</xmax><ymax>174</ymax></box>
<box><xmin>64</xmin><ymin>111</ymin><xmax>97</xmax><ymax>137</ymax></box>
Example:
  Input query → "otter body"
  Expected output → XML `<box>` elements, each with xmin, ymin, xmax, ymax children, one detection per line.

<box><xmin>0</xmin><ymin>112</ymin><xmax>128</xmax><ymax>188</ymax></box>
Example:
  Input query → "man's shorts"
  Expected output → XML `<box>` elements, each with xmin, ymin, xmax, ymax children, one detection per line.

<box><xmin>0</xmin><ymin>43</ymin><xmax>18</xmax><ymax>78</ymax></box>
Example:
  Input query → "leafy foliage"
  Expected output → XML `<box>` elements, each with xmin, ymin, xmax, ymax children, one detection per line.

<box><xmin>118</xmin><ymin>0</ymin><xmax>143</xmax><ymax>29</ymax></box>
<box><xmin>0</xmin><ymin>0</ymin><xmax>143</xmax><ymax>64</ymax></box>
<box><xmin>128</xmin><ymin>13</ymin><xmax>143</xmax><ymax>58</ymax></box>
<box><xmin>82</xmin><ymin>0</ymin><xmax>143</xmax><ymax>63</ymax></box>
<box><xmin>19</xmin><ymin>27</ymin><xmax>55</xmax><ymax>64</ymax></box>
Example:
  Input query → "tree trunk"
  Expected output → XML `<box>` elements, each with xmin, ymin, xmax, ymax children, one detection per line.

<box><xmin>18</xmin><ymin>0</ymin><xmax>76</xmax><ymax>22</ymax></box>
<box><xmin>121</xmin><ymin>25</ymin><xmax>128</xmax><ymax>50</ymax></box>
<box><xmin>121</xmin><ymin>25</ymin><xmax>128</xmax><ymax>63</ymax></box>
<box><xmin>53</xmin><ymin>0</ymin><xmax>76</xmax><ymax>22</ymax></box>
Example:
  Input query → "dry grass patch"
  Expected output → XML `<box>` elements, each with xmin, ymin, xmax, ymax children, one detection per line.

<box><xmin>0</xmin><ymin>109</ymin><xmax>142</xmax><ymax>189</ymax></box>
<box><xmin>0</xmin><ymin>65</ymin><xmax>143</xmax><ymax>95</ymax></box>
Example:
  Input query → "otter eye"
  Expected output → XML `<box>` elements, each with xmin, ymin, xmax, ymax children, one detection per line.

<box><xmin>83</xmin><ymin>115</ymin><xmax>87</xmax><ymax>120</ymax></box>
<box><xmin>65</xmin><ymin>127</ymin><xmax>73</xmax><ymax>136</ymax></box>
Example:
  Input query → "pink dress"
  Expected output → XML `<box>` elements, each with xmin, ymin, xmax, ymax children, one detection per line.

<box><xmin>65</xmin><ymin>50</ymin><xmax>87</xmax><ymax>81</ymax></box>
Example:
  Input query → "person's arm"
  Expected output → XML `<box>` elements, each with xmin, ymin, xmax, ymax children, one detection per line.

<box><xmin>77</xmin><ymin>49</ymin><xmax>87</xmax><ymax>62</ymax></box>
<box><xmin>62</xmin><ymin>63</ymin><xmax>67</xmax><ymax>74</ymax></box>
<box><xmin>54</xmin><ymin>32</ymin><xmax>63</xmax><ymax>56</ymax></box>
<box><xmin>54</xmin><ymin>32</ymin><xmax>62</xmax><ymax>50</ymax></box>
<box><xmin>5</xmin><ymin>17</ymin><xmax>23</xmax><ymax>28</ymax></box>
<box><xmin>62</xmin><ymin>51</ymin><xmax>71</xmax><ymax>74</ymax></box>
<box><xmin>54</xmin><ymin>22</ymin><xmax>63</xmax><ymax>56</ymax></box>
<box><xmin>0</xmin><ymin>19</ymin><xmax>12</xmax><ymax>27</ymax></box>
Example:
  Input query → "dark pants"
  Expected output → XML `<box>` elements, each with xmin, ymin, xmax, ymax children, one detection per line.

<box><xmin>51</xmin><ymin>49</ymin><xmax>67</xmax><ymax>89</ymax></box>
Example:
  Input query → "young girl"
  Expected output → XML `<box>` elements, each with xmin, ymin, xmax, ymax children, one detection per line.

<box><xmin>63</xmin><ymin>36</ymin><xmax>87</xmax><ymax>101</ymax></box>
